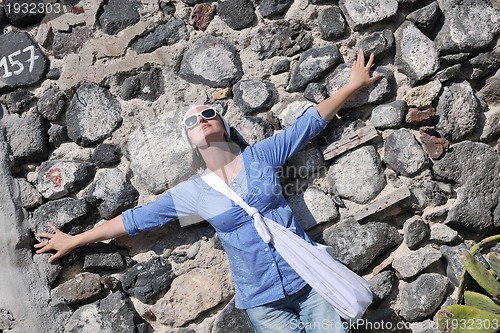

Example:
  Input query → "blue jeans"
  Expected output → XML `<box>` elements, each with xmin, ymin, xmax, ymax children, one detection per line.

<box><xmin>244</xmin><ymin>285</ymin><xmax>348</xmax><ymax>333</ymax></box>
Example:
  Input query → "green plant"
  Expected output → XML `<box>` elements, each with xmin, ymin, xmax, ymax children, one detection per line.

<box><xmin>435</xmin><ymin>235</ymin><xmax>500</xmax><ymax>333</ymax></box>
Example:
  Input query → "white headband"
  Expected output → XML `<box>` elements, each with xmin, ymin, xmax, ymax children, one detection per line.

<box><xmin>181</xmin><ymin>105</ymin><xmax>231</xmax><ymax>148</ymax></box>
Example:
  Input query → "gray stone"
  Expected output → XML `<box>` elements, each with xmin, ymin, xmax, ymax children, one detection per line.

<box><xmin>66</xmin><ymin>83</ymin><xmax>123</xmax><ymax>147</ymax></box>
<box><xmin>435</xmin><ymin>0</ymin><xmax>500</xmax><ymax>54</ymax></box>
<box><xmin>355</xmin><ymin>29</ymin><xmax>394</xmax><ymax>61</ymax></box>
<box><xmin>85</xmin><ymin>168</ymin><xmax>139</xmax><ymax>219</ymax></box>
<box><xmin>481</xmin><ymin>109</ymin><xmax>500</xmax><ymax>141</ymax></box>
<box><xmin>383</xmin><ymin>128</ymin><xmax>427</xmax><ymax>176</ymax></box>
<box><xmin>83</xmin><ymin>242</ymin><xmax>126</xmax><ymax>272</ymax></box>
<box><xmin>479</xmin><ymin>69</ymin><xmax>500</xmax><ymax>106</ymax></box>
<box><xmin>0</xmin><ymin>89</ymin><xmax>35</xmax><ymax>114</ymax></box>
<box><xmin>403</xmin><ymin>216</ymin><xmax>429</xmax><ymax>250</ymax></box>
<box><xmin>52</xmin><ymin>27</ymin><xmax>92</xmax><ymax>59</ymax></box>
<box><xmin>179</xmin><ymin>35</ymin><xmax>242</xmax><ymax>88</ymax></box>
<box><xmin>233</xmin><ymin>79</ymin><xmax>278</xmax><ymax>114</ymax></box>
<box><xmin>212</xmin><ymin>298</ymin><xmax>253</xmax><ymax>333</ymax></box>
<box><xmin>323</xmin><ymin>118</ymin><xmax>365</xmax><ymax>144</ymax></box>
<box><xmin>120</xmin><ymin>256</ymin><xmax>175</xmax><ymax>304</ymax></box>
<box><xmin>98</xmin><ymin>0</ymin><xmax>140</xmax><ymax>35</ymax></box>
<box><xmin>120</xmin><ymin>67</ymin><xmax>164</xmax><ymax>101</ymax></box>
<box><xmin>398</xmin><ymin>273</ymin><xmax>449</xmax><ymax>321</ymax></box>
<box><xmin>3</xmin><ymin>0</ymin><xmax>45</xmax><ymax>27</ymax></box>
<box><xmin>318</xmin><ymin>6</ymin><xmax>347</xmax><ymax>41</ymax></box>
<box><xmin>271</xmin><ymin>59</ymin><xmax>290</xmax><ymax>75</ymax></box>
<box><xmin>2</xmin><ymin>113</ymin><xmax>48</xmax><ymax>165</ymax></box>
<box><xmin>464</xmin><ymin>48</ymin><xmax>500</xmax><ymax>81</ymax></box>
<box><xmin>370</xmin><ymin>100</ymin><xmax>407</xmax><ymax>129</ymax></box>
<box><xmin>230</xmin><ymin>116</ymin><xmax>274</xmax><ymax>145</ymax></box>
<box><xmin>64</xmin><ymin>291</ymin><xmax>150</xmax><ymax>333</ymax></box>
<box><xmin>400</xmin><ymin>180</ymin><xmax>450</xmax><ymax>214</ymax></box>
<box><xmin>33</xmin><ymin>253</ymin><xmax>62</xmax><ymax>286</ymax></box>
<box><xmin>286</xmin><ymin>45</ymin><xmax>342</xmax><ymax>92</ymax></box>
<box><xmin>31</xmin><ymin>198</ymin><xmax>92</xmax><ymax>242</ymax></box>
<box><xmin>432</xmin><ymin>141</ymin><xmax>499</xmax><ymax>231</ymax></box>
<box><xmin>37</xmin><ymin>87</ymin><xmax>67</xmax><ymax>121</ymax></box>
<box><xmin>392</xmin><ymin>246</ymin><xmax>442</xmax><ymax>279</ymax></box>
<box><xmin>92</xmin><ymin>143</ymin><xmax>121</xmax><ymax>168</ymax></box>
<box><xmin>127</xmin><ymin>118</ymin><xmax>196</xmax><ymax>194</ymax></box>
<box><xmin>36</xmin><ymin>160</ymin><xmax>96</xmax><ymax>199</ymax></box>
<box><xmin>325</xmin><ymin>65</ymin><xmax>395</xmax><ymax>109</ymax></box>
<box><xmin>431</xmin><ymin>64</ymin><xmax>462</xmax><ymax>83</ymax></box>
<box><xmin>250</xmin><ymin>20</ymin><xmax>313</xmax><ymax>60</ymax></box>
<box><xmin>258</xmin><ymin>0</ymin><xmax>293</xmax><ymax>18</ymax></box>
<box><xmin>131</xmin><ymin>18</ymin><xmax>189</xmax><ymax>54</ymax></box>
<box><xmin>323</xmin><ymin>218</ymin><xmax>402</xmax><ymax>272</ymax></box>
<box><xmin>440</xmin><ymin>244</ymin><xmax>469</xmax><ymax>286</ymax></box>
<box><xmin>394</xmin><ymin>21</ymin><xmax>440</xmax><ymax>86</ymax></box>
<box><xmin>430</xmin><ymin>224</ymin><xmax>458</xmax><ymax>244</ymax></box>
<box><xmin>0</xmin><ymin>32</ymin><xmax>49</xmax><ymax>91</ymax></box>
<box><xmin>287</xmin><ymin>187</ymin><xmax>338</xmax><ymax>230</ymax></box>
<box><xmin>369</xmin><ymin>270</ymin><xmax>396</xmax><ymax>304</ymax></box>
<box><xmin>328</xmin><ymin>145</ymin><xmax>386</xmax><ymax>204</ymax></box>
<box><xmin>406</xmin><ymin>2</ymin><xmax>440</xmax><ymax>30</ymax></box>
<box><xmin>51</xmin><ymin>272</ymin><xmax>105</xmax><ymax>306</ymax></box>
<box><xmin>286</xmin><ymin>146</ymin><xmax>326</xmax><ymax>179</ymax></box>
<box><xmin>17</xmin><ymin>177</ymin><xmax>43</xmax><ymax>209</ymax></box>
<box><xmin>304</xmin><ymin>83</ymin><xmax>327</xmax><ymax>103</ymax></box>
<box><xmin>339</xmin><ymin>0</ymin><xmax>399</xmax><ymax>31</ymax></box>
<box><xmin>47</xmin><ymin>124</ymin><xmax>68</xmax><ymax>147</ymax></box>
<box><xmin>217</xmin><ymin>0</ymin><xmax>256</xmax><ymax>30</ymax></box>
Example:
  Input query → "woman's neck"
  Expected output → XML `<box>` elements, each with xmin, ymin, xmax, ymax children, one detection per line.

<box><xmin>198</xmin><ymin>141</ymin><xmax>242</xmax><ymax>183</ymax></box>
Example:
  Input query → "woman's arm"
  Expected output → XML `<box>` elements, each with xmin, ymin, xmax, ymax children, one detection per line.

<box><xmin>35</xmin><ymin>215</ymin><xmax>127</xmax><ymax>264</ymax></box>
<box><xmin>316</xmin><ymin>50</ymin><xmax>383</xmax><ymax>122</ymax></box>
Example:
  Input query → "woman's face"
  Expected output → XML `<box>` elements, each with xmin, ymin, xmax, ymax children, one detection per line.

<box><xmin>185</xmin><ymin>106</ymin><xmax>227</xmax><ymax>148</ymax></box>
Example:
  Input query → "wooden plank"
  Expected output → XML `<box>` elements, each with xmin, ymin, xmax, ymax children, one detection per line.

<box><xmin>321</xmin><ymin>123</ymin><xmax>378</xmax><ymax>160</ymax></box>
<box><xmin>352</xmin><ymin>186</ymin><xmax>411</xmax><ymax>221</ymax></box>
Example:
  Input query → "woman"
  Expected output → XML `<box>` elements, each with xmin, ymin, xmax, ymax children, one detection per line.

<box><xmin>35</xmin><ymin>50</ymin><xmax>382</xmax><ymax>332</ymax></box>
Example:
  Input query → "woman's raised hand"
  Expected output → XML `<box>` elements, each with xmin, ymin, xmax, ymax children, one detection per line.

<box><xmin>348</xmin><ymin>50</ymin><xmax>384</xmax><ymax>91</ymax></box>
<box><xmin>34</xmin><ymin>222</ymin><xmax>77</xmax><ymax>264</ymax></box>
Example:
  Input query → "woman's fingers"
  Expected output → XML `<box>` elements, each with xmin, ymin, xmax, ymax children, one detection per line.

<box><xmin>366</xmin><ymin>52</ymin><xmax>375</xmax><ymax>69</ymax></box>
<box><xmin>48</xmin><ymin>222</ymin><xmax>60</xmax><ymax>233</ymax></box>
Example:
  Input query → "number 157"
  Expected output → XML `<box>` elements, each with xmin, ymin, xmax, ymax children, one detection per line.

<box><xmin>0</xmin><ymin>45</ymin><xmax>40</xmax><ymax>78</ymax></box>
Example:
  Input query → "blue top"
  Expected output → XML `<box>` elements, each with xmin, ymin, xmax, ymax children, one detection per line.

<box><xmin>122</xmin><ymin>105</ymin><xmax>329</xmax><ymax>309</ymax></box>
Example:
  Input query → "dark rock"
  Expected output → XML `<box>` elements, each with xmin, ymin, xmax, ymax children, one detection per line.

<box><xmin>17</xmin><ymin>178</ymin><xmax>43</xmax><ymax>209</ymax></box>
<box><xmin>4</xmin><ymin>0</ymin><xmax>45</xmax><ymax>27</ymax></box>
<box><xmin>83</xmin><ymin>242</ymin><xmax>126</xmax><ymax>272</ymax></box>
<box><xmin>217</xmin><ymin>0</ymin><xmax>255</xmax><ymax>30</ymax></box>
<box><xmin>435</xmin><ymin>81</ymin><xmax>481</xmax><ymax>141</ymax></box>
<box><xmin>479</xmin><ymin>68</ymin><xmax>500</xmax><ymax>105</ymax></box>
<box><xmin>0</xmin><ymin>89</ymin><xmax>35</xmax><ymax>114</ymax></box>
<box><xmin>383</xmin><ymin>128</ymin><xmax>427</xmax><ymax>177</ymax></box>
<box><xmin>92</xmin><ymin>143</ymin><xmax>121</xmax><ymax>167</ymax></box>
<box><xmin>323</xmin><ymin>218</ymin><xmax>402</xmax><ymax>272</ymax></box>
<box><xmin>51</xmin><ymin>272</ymin><xmax>105</xmax><ymax>306</ymax></box>
<box><xmin>339</xmin><ymin>0</ymin><xmax>398</xmax><ymax>31</ymax></box>
<box><xmin>190</xmin><ymin>3</ymin><xmax>216</xmax><ymax>31</ymax></box>
<box><xmin>250</xmin><ymin>20</ymin><xmax>313</xmax><ymax>60</ymax></box>
<box><xmin>212</xmin><ymin>298</ymin><xmax>253</xmax><ymax>333</ymax></box>
<box><xmin>431</xmin><ymin>64</ymin><xmax>462</xmax><ymax>83</ymax></box>
<box><xmin>368</xmin><ymin>270</ymin><xmax>395</xmax><ymax>304</ymax></box>
<box><xmin>435</xmin><ymin>0</ymin><xmax>500</xmax><ymax>54</ymax></box>
<box><xmin>37</xmin><ymin>87</ymin><xmax>67</xmax><ymax>121</ymax></box>
<box><xmin>271</xmin><ymin>59</ymin><xmax>290</xmax><ymax>75</ymax></box>
<box><xmin>2</xmin><ymin>113</ymin><xmax>48</xmax><ymax>165</ymax></box>
<box><xmin>46</xmin><ymin>67</ymin><xmax>62</xmax><ymax>80</ymax></box>
<box><xmin>47</xmin><ymin>124</ymin><xmax>68</xmax><ymax>147</ymax></box>
<box><xmin>370</xmin><ymin>100</ymin><xmax>407</xmax><ymax>129</ymax></box>
<box><xmin>120</xmin><ymin>67</ymin><xmax>164</xmax><ymax>101</ymax></box>
<box><xmin>259</xmin><ymin>0</ymin><xmax>293</xmax><ymax>18</ymax></box>
<box><xmin>120</xmin><ymin>256</ymin><xmax>175</xmax><ymax>304</ymax></box>
<box><xmin>392</xmin><ymin>246</ymin><xmax>442</xmax><ymax>279</ymax></box>
<box><xmin>318</xmin><ymin>6</ymin><xmax>347</xmax><ymax>41</ymax></box>
<box><xmin>179</xmin><ymin>35</ymin><xmax>242</xmax><ymax>88</ymax></box>
<box><xmin>356</xmin><ymin>29</ymin><xmax>394</xmax><ymax>61</ymax></box>
<box><xmin>462</xmin><ymin>48</ymin><xmax>500</xmax><ymax>81</ymax></box>
<box><xmin>403</xmin><ymin>216</ymin><xmax>430</xmax><ymax>250</ymax></box>
<box><xmin>286</xmin><ymin>45</ymin><xmax>342</xmax><ymax>92</ymax></box>
<box><xmin>406</xmin><ymin>1</ymin><xmax>441</xmax><ymax>30</ymax></box>
<box><xmin>398</xmin><ymin>273</ymin><xmax>449</xmax><ymax>321</ymax></box>
<box><xmin>233</xmin><ymin>79</ymin><xmax>278</xmax><ymax>115</ymax></box>
<box><xmin>440</xmin><ymin>244</ymin><xmax>469</xmax><ymax>287</ymax></box>
<box><xmin>52</xmin><ymin>26</ymin><xmax>92</xmax><ymax>59</ymax></box>
<box><xmin>36</xmin><ymin>160</ymin><xmax>96</xmax><ymax>199</ymax></box>
<box><xmin>98</xmin><ymin>0</ymin><xmax>140</xmax><ymax>35</ymax></box>
<box><xmin>303</xmin><ymin>83</ymin><xmax>327</xmax><ymax>103</ymax></box>
<box><xmin>325</xmin><ymin>65</ymin><xmax>395</xmax><ymax>109</ymax></box>
<box><xmin>0</xmin><ymin>32</ymin><xmax>49</xmax><ymax>91</ymax></box>
<box><xmin>354</xmin><ymin>308</ymin><xmax>411</xmax><ymax>333</ymax></box>
<box><xmin>159</xmin><ymin>0</ymin><xmax>176</xmax><ymax>15</ymax></box>
<box><xmin>400</xmin><ymin>180</ymin><xmax>450</xmax><ymax>214</ymax></box>
<box><xmin>85</xmin><ymin>168</ymin><xmax>139</xmax><ymax>219</ymax></box>
<box><xmin>66</xmin><ymin>83</ymin><xmax>122</xmax><ymax>147</ymax></box>
<box><xmin>131</xmin><ymin>18</ymin><xmax>189</xmax><ymax>54</ymax></box>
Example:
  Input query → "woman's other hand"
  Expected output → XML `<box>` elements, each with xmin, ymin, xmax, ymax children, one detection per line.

<box><xmin>34</xmin><ymin>223</ymin><xmax>77</xmax><ymax>264</ymax></box>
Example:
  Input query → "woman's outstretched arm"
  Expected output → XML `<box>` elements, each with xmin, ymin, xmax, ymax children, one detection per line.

<box><xmin>316</xmin><ymin>50</ymin><xmax>383</xmax><ymax>122</ymax></box>
<box><xmin>34</xmin><ymin>215</ymin><xmax>128</xmax><ymax>264</ymax></box>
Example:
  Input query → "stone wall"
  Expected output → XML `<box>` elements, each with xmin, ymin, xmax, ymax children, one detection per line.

<box><xmin>0</xmin><ymin>0</ymin><xmax>499</xmax><ymax>332</ymax></box>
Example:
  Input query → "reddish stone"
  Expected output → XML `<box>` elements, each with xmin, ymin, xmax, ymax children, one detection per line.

<box><xmin>46</xmin><ymin>168</ymin><xmax>63</xmax><ymax>188</ymax></box>
<box><xmin>419</xmin><ymin>131</ymin><xmax>449</xmax><ymax>159</ymax></box>
<box><xmin>406</xmin><ymin>107</ymin><xmax>436</xmax><ymax>125</ymax></box>
<box><xmin>190</xmin><ymin>4</ymin><xmax>216</xmax><ymax>31</ymax></box>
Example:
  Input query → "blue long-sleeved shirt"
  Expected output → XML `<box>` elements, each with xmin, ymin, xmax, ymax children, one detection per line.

<box><xmin>122</xmin><ymin>105</ymin><xmax>329</xmax><ymax>309</ymax></box>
